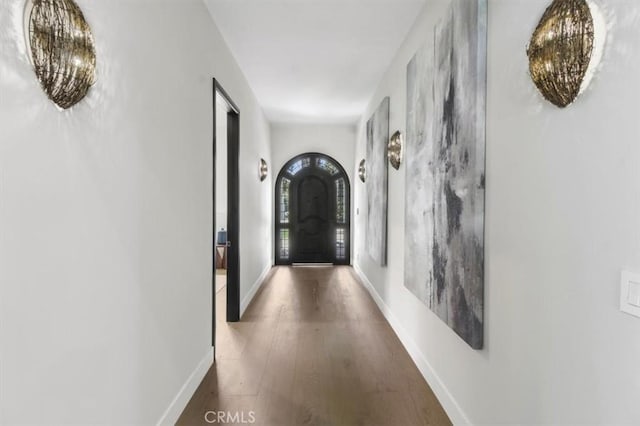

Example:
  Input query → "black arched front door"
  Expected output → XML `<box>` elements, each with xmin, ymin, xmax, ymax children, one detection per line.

<box><xmin>275</xmin><ymin>153</ymin><xmax>350</xmax><ymax>265</ymax></box>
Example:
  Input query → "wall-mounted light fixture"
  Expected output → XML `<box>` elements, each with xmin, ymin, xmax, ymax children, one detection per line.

<box><xmin>388</xmin><ymin>131</ymin><xmax>403</xmax><ymax>170</ymax></box>
<box><xmin>358</xmin><ymin>159</ymin><xmax>366</xmax><ymax>183</ymax></box>
<box><xmin>25</xmin><ymin>0</ymin><xmax>97</xmax><ymax>109</ymax></box>
<box><xmin>527</xmin><ymin>0</ymin><xmax>606</xmax><ymax>108</ymax></box>
<box><xmin>259</xmin><ymin>158</ymin><xmax>268</xmax><ymax>182</ymax></box>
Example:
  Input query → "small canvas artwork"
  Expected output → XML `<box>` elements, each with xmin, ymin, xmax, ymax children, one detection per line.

<box><xmin>365</xmin><ymin>97</ymin><xmax>390</xmax><ymax>266</ymax></box>
<box><xmin>404</xmin><ymin>0</ymin><xmax>486</xmax><ymax>349</ymax></box>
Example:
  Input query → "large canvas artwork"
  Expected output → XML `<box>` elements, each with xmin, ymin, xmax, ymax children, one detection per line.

<box><xmin>404</xmin><ymin>0</ymin><xmax>486</xmax><ymax>349</ymax></box>
<box><xmin>366</xmin><ymin>97</ymin><xmax>390</xmax><ymax>266</ymax></box>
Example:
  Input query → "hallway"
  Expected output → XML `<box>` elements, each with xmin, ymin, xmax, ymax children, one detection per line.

<box><xmin>177</xmin><ymin>266</ymin><xmax>450</xmax><ymax>425</ymax></box>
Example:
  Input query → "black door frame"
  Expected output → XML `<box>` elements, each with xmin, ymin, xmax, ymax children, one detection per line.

<box><xmin>212</xmin><ymin>79</ymin><xmax>240</xmax><ymax>356</ymax></box>
<box><xmin>274</xmin><ymin>152</ymin><xmax>351</xmax><ymax>266</ymax></box>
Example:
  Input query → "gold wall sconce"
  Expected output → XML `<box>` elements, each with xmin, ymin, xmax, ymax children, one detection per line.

<box><xmin>358</xmin><ymin>159</ymin><xmax>366</xmax><ymax>183</ymax></box>
<box><xmin>259</xmin><ymin>158</ymin><xmax>268</xmax><ymax>182</ymax></box>
<box><xmin>388</xmin><ymin>131</ymin><xmax>403</xmax><ymax>170</ymax></box>
<box><xmin>25</xmin><ymin>0</ymin><xmax>97</xmax><ymax>109</ymax></box>
<box><xmin>527</xmin><ymin>0</ymin><xmax>606</xmax><ymax>108</ymax></box>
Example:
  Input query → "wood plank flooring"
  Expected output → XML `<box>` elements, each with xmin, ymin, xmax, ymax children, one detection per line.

<box><xmin>177</xmin><ymin>266</ymin><xmax>451</xmax><ymax>426</ymax></box>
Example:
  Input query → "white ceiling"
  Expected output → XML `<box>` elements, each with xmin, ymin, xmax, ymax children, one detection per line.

<box><xmin>204</xmin><ymin>0</ymin><xmax>426</xmax><ymax>124</ymax></box>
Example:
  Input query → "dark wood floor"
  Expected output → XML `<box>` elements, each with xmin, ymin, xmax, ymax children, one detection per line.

<box><xmin>177</xmin><ymin>266</ymin><xmax>451</xmax><ymax>426</ymax></box>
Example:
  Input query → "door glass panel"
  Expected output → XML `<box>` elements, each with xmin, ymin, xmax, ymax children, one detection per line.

<box><xmin>316</xmin><ymin>157</ymin><xmax>339</xmax><ymax>175</ymax></box>
<box><xmin>279</xmin><ymin>229</ymin><xmax>290</xmax><ymax>259</ymax></box>
<box><xmin>335</xmin><ymin>177</ymin><xmax>345</xmax><ymax>223</ymax></box>
<box><xmin>280</xmin><ymin>178</ymin><xmax>290</xmax><ymax>224</ymax></box>
<box><xmin>336</xmin><ymin>228</ymin><xmax>345</xmax><ymax>260</ymax></box>
<box><xmin>287</xmin><ymin>157</ymin><xmax>311</xmax><ymax>175</ymax></box>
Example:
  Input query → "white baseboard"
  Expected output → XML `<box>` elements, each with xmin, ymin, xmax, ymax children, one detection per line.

<box><xmin>352</xmin><ymin>264</ymin><xmax>471</xmax><ymax>425</ymax></box>
<box><xmin>156</xmin><ymin>348</ymin><xmax>213</xmax><ymax>426</ymax></box>
<box><xmin>240</xmin><ymin>264</ymin><xmax>273</xmax><ymax>317</ymax></box>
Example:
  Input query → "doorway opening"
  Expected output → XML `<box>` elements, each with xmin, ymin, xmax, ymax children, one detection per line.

<box><xmin>213</xmin><ymin>79</ymin><xmax>240</xmax><ymax>358</ymax></box>
<box><xmin>275</xmin><ymin>153</ymin><xmax>351</xmax><ymax>266</ymax></box>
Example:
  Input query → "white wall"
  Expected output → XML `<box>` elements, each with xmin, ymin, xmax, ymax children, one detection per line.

<box><xmin>0</xmin><ymin>0</ymin><xmax>271</xmax><ymax>423</ymax></box>
<box><xmin>354</xmin><ymin>0</ymin><xmax>640</xmax><ymax>424</ymax></box>
<box><xmin>271</xmin><ymin>123</ymin><xmax>356</xmax><ymax>184</ymax></box>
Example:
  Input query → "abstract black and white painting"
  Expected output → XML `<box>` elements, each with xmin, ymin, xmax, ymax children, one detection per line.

<box><xmin>366</xmin><ymin>97</ymin><xmax>390</xmax><ymax>266</ymax></box>
<box><xmin>404</xmin><ymin>0</ymin><xmax>486</xmax><ymax>349</ymax></box>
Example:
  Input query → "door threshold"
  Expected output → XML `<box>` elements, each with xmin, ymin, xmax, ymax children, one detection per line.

<box><xmin>292</xmin><ymin>263</ymin><xmax>334</xmax><ymax>267</ymax></box>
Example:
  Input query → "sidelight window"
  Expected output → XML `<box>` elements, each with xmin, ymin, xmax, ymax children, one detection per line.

<box><xmin>336</xmin><ymin>228</ymin><xmax>346</xmax><ymax>260</ymax></box>
<box><xmin>335</xmin><ymin>178</ymin><xmax>346</xmax><ymax>223</ymax></box>
<box><xmin>280</xmin><ymin>178</ymin><xmax>290</xmax><ymax>224</ymax></box>
<box><xmin>279</xmin><ymin>229</ymin><xmax>290</xmax><ymax>259</ymax></box>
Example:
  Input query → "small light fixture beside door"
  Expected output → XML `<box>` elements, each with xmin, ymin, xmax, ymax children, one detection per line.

<box><xmin>388</xmin><ymin>131</ymin><xmax>403</xmax><ymax>170</ymax></box>
<box><xmin>259</xmin><ymin>158</ymin><xmax>268</xmax><ymax>182</ymax></box>
<box><xmin>358</xmin><ymin>159</ymin><xmax>366</xmax><ymax>183</ymax></box>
